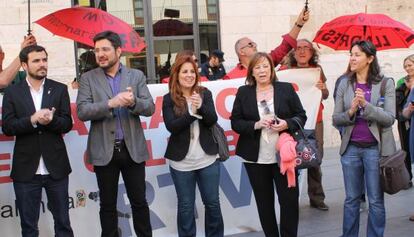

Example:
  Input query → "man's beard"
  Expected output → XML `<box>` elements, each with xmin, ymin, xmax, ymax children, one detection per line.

<box><xmin>100</xmin><ymin>58</ymin><xmax>118</xmax><ymax>71</ymax></box>
<box><xmin>28</xmin><ymin>69</ymin><xmax>47</xmax><ymax>80</ymax></box>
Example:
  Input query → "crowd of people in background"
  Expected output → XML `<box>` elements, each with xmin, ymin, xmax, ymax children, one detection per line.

<box><xmin>1</xmin><ymin>6</ymin><xmax>414</xmax><ymax>237</ymax></box>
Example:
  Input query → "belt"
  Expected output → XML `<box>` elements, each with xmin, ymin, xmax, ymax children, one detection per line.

<box><xmin>114</xmin><ymin>139</ymin><xmax>125</xmax><ymax>152</ymax></box>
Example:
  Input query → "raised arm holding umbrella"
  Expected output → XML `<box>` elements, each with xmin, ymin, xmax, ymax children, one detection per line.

<box><xmin>0</xmin><ymin>35</ymin><xmax>37</xmax><ymax>89</ymax></box>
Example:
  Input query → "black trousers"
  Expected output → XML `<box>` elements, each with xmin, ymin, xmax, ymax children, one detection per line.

<box><xmin>94</xmin><ymin>143</ymin><xmax>152</xmax><ymax>237</ymax></box>
<box><xmin>244</xmin><ymin>163</ymin><xmax>299</xmax><ymax>237</ymax></box>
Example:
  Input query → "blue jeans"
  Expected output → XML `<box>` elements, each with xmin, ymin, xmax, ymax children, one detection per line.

<box><xmin>169</xmin><ymin>161</ymin><xmax>224</xmax><ymax>237</ymax></box>
<box><xmin>341</xmin><ymin>144</ymin><xmax>385</xmax><ymax>237</ymax></box>
<box><xmin>14</xmin><ymin>175</ymin><xmax>73</xmax><ymax>237</ymax></box>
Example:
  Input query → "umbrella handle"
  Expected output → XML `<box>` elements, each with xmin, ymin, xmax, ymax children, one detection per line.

<box><xmin>27</xmin><ymin>0</ymin><xmax>31</xmax><ymax>35</ymax></box>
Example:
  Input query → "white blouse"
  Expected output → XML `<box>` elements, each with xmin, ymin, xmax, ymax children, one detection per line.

<box><xmin>245</xmin><ymin>98</ymin><xmax>279</xmax><ymax>164</ymax></box>
<box><xmin>169</xmin><ymin>103</ymin><xmax>217</xmax><ymax>171</ymax></box>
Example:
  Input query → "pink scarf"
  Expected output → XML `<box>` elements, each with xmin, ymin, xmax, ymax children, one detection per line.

<box><xmin>276</xmin><ymin>133</ymin><xmax>297</xmax><ymax>187</ymax></box>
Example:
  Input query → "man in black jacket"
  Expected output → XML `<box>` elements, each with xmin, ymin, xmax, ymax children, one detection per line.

<box><xmin>2</xmin><ymin>45</ymin><xmax>73</xmax><ymax>237</ymax></box>
<box><xmin>200</xmin><ymin>49</ymin><xmax>226</xmax><ymax>81</ymax></box>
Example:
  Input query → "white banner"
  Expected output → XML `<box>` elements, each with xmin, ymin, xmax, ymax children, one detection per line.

<box><xmin>0</xmin><ymin>78</ymin><xmax>319</xmax><ymax>236</ymax></box>
<box><xmin>276</xmin><ymin>68</ymin><xmax>322</xmax><ymax>129</ymax></box>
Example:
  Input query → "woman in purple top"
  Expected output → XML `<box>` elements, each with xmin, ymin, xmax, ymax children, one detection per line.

<box><xmin>333</xmin><ymin>40</ymin><xmax>396</xmax><ymax>237</ymax></box>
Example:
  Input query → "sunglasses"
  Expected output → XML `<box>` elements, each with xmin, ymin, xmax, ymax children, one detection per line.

<box><xmin>240</xmin><ymin>42</ymin><xmax>257</xmax><ymax>50</ymax></box>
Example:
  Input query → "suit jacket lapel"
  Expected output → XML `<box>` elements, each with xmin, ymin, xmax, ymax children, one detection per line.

<box><xmin>20</xmin><ymin>79</ymin><xmax>36</xmax><ymax>114</ymax></box>
<box><xmin>370</xmin><ymin>82</ymin><xmax>381</xmax><ymax>105</ymax></box>
<box><xmin>249</xmin><ymin>86</ymin><xmax>260</xmax><ymax>121</ymax></box>
<box><xmin>273</xmin><ymin>82</ymin><xmax>280</xmax><ymax>116</ymax></box>
<box><xmin>41</xmin><ymin>79</ymin><xmax>53</xmax><ymax>109</ymax></box>
<box><xmin>120</xmin><ymin>66</ymin><xmax>131</xmax><ymax>93</ymax></box>
<box><xmin>95</xmin><ymin>68</ymin><xmax>113</xmax><ymax>98</ymax></box>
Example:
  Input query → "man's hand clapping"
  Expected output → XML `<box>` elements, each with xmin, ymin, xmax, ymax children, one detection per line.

<box><xmin>108</xmin><ymin>87</ymin><xmax>135</xmax><ymax>108</ymax></box>
<box><xmin>31</xmin><ymin>107</ymin><xmax>55</xmax><ymax>125</ymax></box>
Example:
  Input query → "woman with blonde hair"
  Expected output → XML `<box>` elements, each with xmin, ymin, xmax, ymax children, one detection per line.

<box><xmin>402</xmin><ymin>54</ymin><xmax>414</xmax><ymax>222</ymax></box>
<box><xmin>396</xmin><ymin>54</ymin><xmax>414</xmax><ymax>190</ymax></box>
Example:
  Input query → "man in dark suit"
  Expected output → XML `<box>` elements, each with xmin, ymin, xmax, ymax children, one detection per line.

<box><xmin>2</xmin><ymin>45</ymin><xmax>73</xmax><ymax>237</ymax></box>
<box><xmin>76</xmin><ymin>31</ymin><xmax>154</xmax><ymax>237</ymax></box>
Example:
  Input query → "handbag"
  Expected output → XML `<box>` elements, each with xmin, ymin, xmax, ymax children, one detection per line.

<box><xmin>377</xmin><ymin>77</ymin><xmax>410</xmax><ymax>194</ymax></box>
<box><xmin>379</xmin><ymin>150</ymin><xmax>410</xmax><ymax>194</ymax></box>
<box><xmin>290</xmin><ymin>118</ymin><xmax>321</xmax><ymax>169</ymax></box>
<box><xmin>211</xmin><ymin>123</ymin><xmax>230</xmax><ymax>161</ymax></box>
<box><xmin>277</xmin><ymin>118</ymin><xmax>321</xmax><ymax>169</ymax></box>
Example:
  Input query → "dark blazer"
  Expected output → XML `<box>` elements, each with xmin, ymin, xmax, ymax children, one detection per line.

<box><xmin>231</xmin><ymin>81</ymin><xmax>307</xmax><ymax>162</ymax></box>
<box><xmin>163</xmin><ymin>88</ymin><xmax>218</xmax><ymax>161</ymax></box>
<box><xmin>2</xmin><ymin>78</ymin><xmax>73</xmax><ymax>182</ymax></box>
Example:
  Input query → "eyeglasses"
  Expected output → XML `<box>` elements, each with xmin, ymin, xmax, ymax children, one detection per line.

<box><xmin>260</xmin><ymin>100</ymin><xmax>271</xmax><ymax>115</ymax></box>
<box><xmin>240</xmin><ymin>42</ymin><xmax>257</xmax><ymax>50</ymax></box>
<box><xmin>296</xmin><ymin>46</ymin><xmax>312</xmax><ymax>52</ymax></box>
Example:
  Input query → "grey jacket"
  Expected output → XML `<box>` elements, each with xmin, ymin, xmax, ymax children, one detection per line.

<box><xmin>332</xmin><ymin>76</ymin><xmax>396</xmax><ymax>156</ymax></box>
<box><xmin>76</xmin><ymin>66</ymin><xmax>155</xmax><ymax>166</ymax></box>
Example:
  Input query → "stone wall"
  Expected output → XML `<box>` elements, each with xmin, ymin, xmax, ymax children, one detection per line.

<box><xmin>1</xmin><ymin>0</ymin><xmax>413</xmax><ymax>147</ymax></box>
<box><xmin>0</xmin><ymin>0</ymin><xmax>75</xmax><ymax>85</ymax></box>
<box><xmin>220</xmin><ymin>0</ymin><xmax>414</xmax><ymax>147</ymax></box>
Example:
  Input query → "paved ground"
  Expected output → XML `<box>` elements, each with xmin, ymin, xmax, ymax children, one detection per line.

<box><xmin>226</xmin><ymin>147</ymin><xmax>414</xmax><ymax>237</ymax></box>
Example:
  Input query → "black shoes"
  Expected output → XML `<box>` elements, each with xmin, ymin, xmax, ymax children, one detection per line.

<box><xmin>310</xmin><ymin>202</ymin><xmax>329</xmax><ymax>211</ymax></box>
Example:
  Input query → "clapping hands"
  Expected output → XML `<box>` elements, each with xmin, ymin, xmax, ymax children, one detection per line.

<box><xmin>189</xmin><ymin>91</ymin><xmax>202</xmax><ymax>114</ymax></box>
<box><xmin>31</xmin><ymin>107</ymin><xmax>56</xmax><ymax>125</ymax></box>
<box><xmin>108</xmin><ymin>87</ymin><xmax>136</xmax><ymax>108</ymax></box>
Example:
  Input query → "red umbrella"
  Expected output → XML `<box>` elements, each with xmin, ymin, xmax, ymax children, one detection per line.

<box><xmin>153</xmin><ymin>19</ymin><xmax>192</xmax><ymax>37</ymax></box>
<box><xmin>313</xmin><ymin>13</ymin><xmax>414</xmax><ymax>51</ymax></box>
<box><xmin>35</xmin><ymin>7</ymin><xmax>145</xmax><ymax>53</ymax></box>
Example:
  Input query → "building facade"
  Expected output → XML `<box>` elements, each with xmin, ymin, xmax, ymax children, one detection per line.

<box><xmin>0</xmin><ymin>0</ymin><xmax>413</xmax><ymax>147</ymax></box>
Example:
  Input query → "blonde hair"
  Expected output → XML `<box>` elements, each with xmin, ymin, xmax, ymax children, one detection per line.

<box><xmin>404</xmin><ymin>54</ymin><xmax>414</xmax><ymax>65</ymax></box>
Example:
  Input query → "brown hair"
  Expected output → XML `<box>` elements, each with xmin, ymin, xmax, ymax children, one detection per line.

<box><xmin>168</xmin><ymin>55</ymin><xmax>202</xmax><ymax>116</ymax></box>
<box><xmin>245</xmin><ymin>52</ymin><xmax>276</xmax><ymax>86</ymax></box>
<box><xmin>175</xmin><ymin>50</ymin><xmax>195</xmax><ymax>62</ymax></box>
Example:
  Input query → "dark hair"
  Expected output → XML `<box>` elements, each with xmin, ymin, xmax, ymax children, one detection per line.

<box><xmin>246</xmin><ymin>52</ymin><xmax>276</xmax><ymax>86</ymax></box>
<box><xmin>19</xmin><ymin>45</ymin><xmax>48</xmax><ymax>63</ymax></box>
<box><xmin>169</xmin><ymin>55</ymin><xmax>203</xmax><ymax>116</ymax></box>
<box><xmin>349</xmin><ymin>40</ymin><xmax>381</xmax><ymax>84</ymax></box>
<box><xmin>288</xmin><ymin>39</ymin><xmax>319</xmax><ymax>67</ymax></box>
<box><xmin>93</xmin><ymin>31</ymin><xmax>122</xmax><ymax>49</ymax></box>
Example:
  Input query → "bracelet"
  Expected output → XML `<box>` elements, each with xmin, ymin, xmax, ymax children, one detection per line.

<box><xmin>295</xmin><ymin>22</ymin><xmax>303</xmax><ymax>28</ymax></box>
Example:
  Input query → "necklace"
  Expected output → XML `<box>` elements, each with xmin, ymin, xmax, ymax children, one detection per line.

<box><xmin>256</xmin><ymin>87</ymin><xmax>273</xmax><ymax>97</ymax></box>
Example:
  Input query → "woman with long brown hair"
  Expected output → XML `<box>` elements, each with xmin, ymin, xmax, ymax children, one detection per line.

<box><xmin>333</xmin><ymin>40</ymin><xmax>395</xmax><ymax>237</ymax></box>
<box><xmin>162</xmin><ymin>54</ymin><xmax>223</xmax><ymax>236</ymax></box>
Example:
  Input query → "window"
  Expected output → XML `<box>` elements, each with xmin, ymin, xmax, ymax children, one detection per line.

<box><xmin>133</xmin><ymin>0</ymin><xmax>144</xmax><ymax>25</ymax></box>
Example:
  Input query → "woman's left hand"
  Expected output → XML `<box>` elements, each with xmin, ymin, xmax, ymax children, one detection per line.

<box><xmin>190</xmin><ymin>92</ymin><xmax>203</xmax><ymax>110</ymax></box>
<box><xmin>355</xmin><ymin>88</ymin><xmax>367</xmax><ymax>107</ymax></box>
<box><xmin>270</xmin><ymin>118</ymin><xmax>288</xmax><ymax>132</ymax></box>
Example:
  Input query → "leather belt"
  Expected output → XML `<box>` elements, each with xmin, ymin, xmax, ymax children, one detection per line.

<box><xmin>114</xmin><ymin>139</ymin><xmax>125</xmax><ymax>152</ymax></box>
